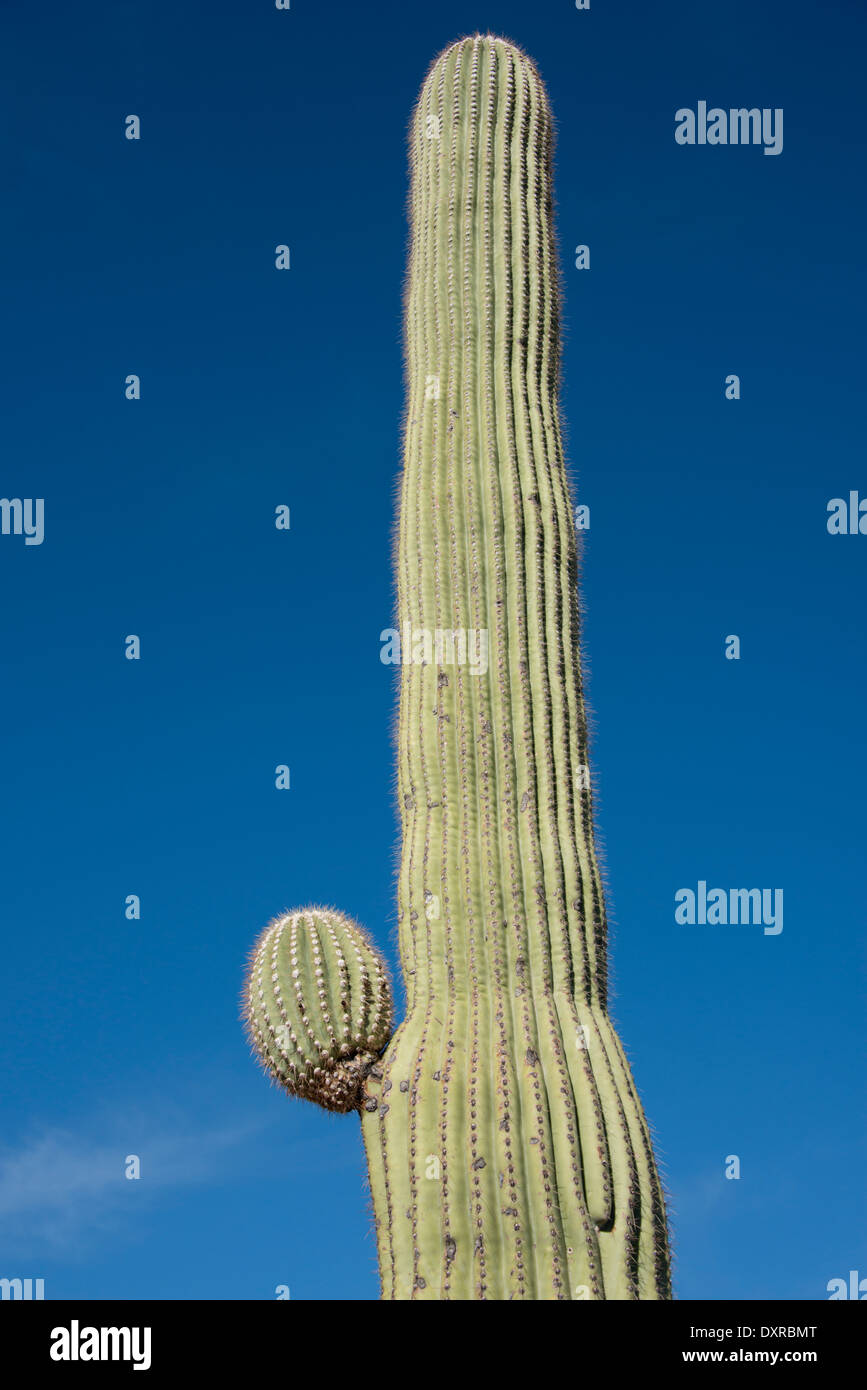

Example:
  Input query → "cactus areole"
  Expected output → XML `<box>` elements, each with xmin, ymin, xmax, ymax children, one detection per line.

<box><xmin>243</xmin><ymin>33</ymin><xmax>672</xmax><ymax>1300</ymax></box>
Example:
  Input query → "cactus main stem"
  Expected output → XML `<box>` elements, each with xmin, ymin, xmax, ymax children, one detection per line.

<box><xmin>359</xmin><ymin>35</ymin><xmax>671</xmax><ymax>1299</ymax></box>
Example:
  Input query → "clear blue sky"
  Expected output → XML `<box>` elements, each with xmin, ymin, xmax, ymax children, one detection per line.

<box><xmin>1</xmin><ymin>0</ymin><xmax>864</xmax><ymax>1300</ymax></box>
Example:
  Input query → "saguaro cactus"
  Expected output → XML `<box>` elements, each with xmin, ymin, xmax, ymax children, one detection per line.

<box><xmin>243</xmin><ymin>33</ymin><xmax>672</xmax><ymax>1300</ymax></box>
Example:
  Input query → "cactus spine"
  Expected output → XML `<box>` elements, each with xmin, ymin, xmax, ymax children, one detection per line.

<box><xmin>244</xmin><ymin>33</ymin><xmax>672</xmax><ymax>1300</ymax></box>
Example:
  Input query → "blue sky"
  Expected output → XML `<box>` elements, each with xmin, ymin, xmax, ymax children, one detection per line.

<box><xmin>1</xmin><ymin>0</ymin><xmax>864</xmax><ymax>1299</ymax></box>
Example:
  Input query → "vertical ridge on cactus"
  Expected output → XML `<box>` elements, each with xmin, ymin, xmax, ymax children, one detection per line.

<box><xmin>242</xmin><ymin>32</ymin><xmax>672</xmax><ymax>1301</ymax></box>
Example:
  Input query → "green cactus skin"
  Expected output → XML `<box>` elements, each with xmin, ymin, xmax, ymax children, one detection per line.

<box><xmin>244</xmin><ymin>908</ymin><xmax>393</xmax><ymax>1114</ymax></box>
<box><xmin>244</xmin><ymin>32</ymin><xmax>672</xmax><ymax>1300</ymax></box>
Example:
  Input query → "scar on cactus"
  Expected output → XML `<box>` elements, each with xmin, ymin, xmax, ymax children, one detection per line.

<box><xmin>242</xmin><ymin>32</ymin><xmax>673</xmax><ymax>1300</ymax></box>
